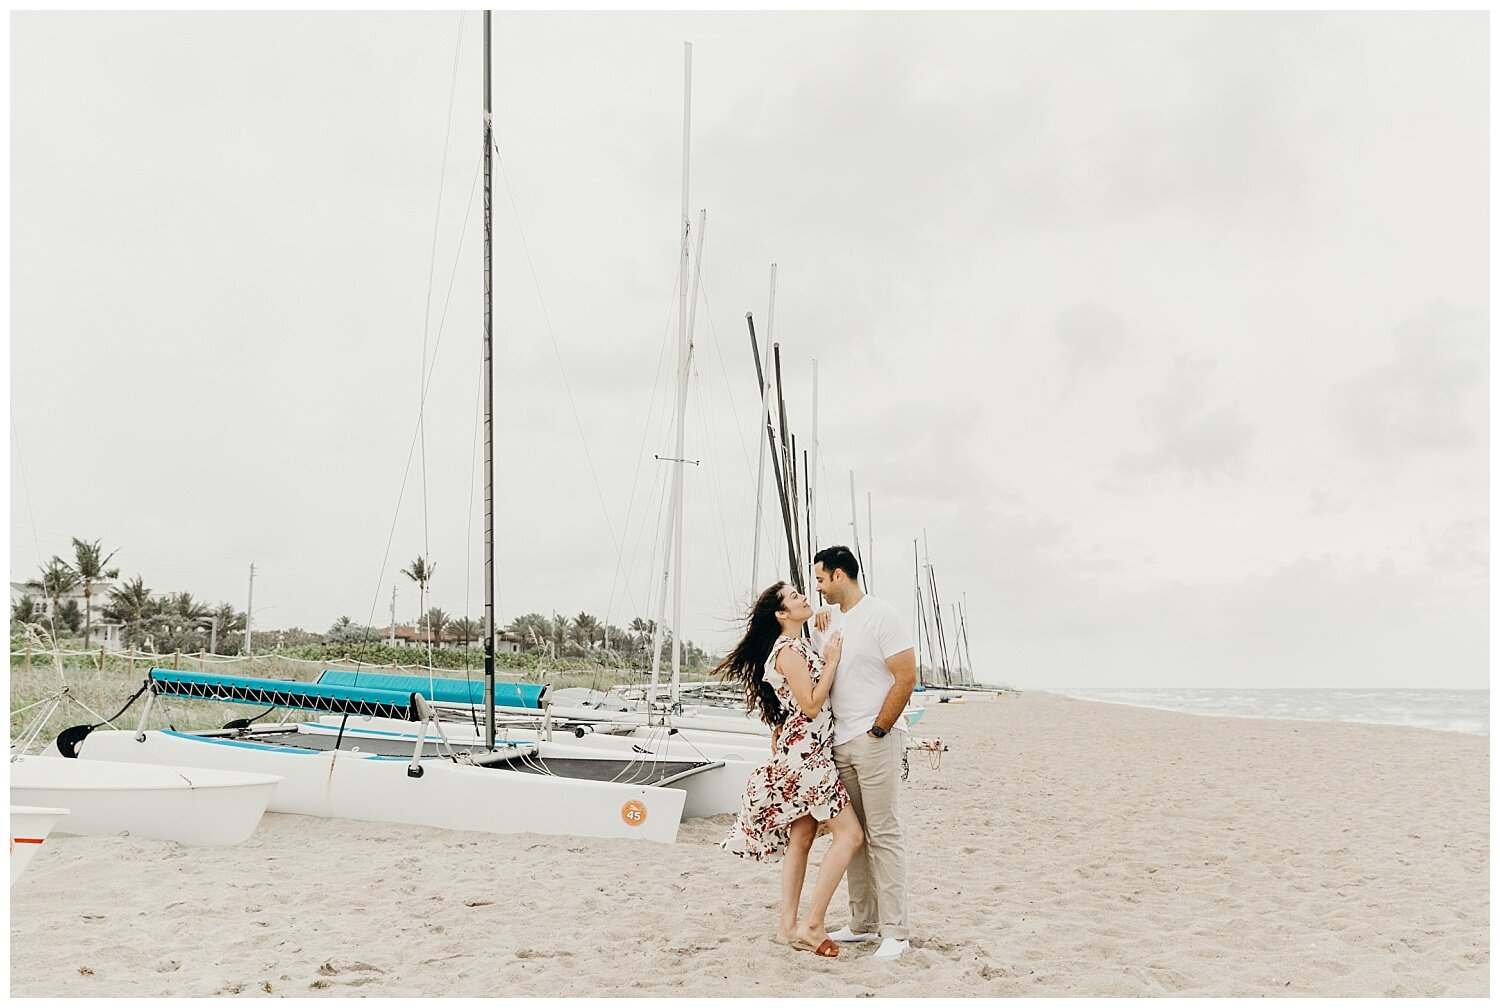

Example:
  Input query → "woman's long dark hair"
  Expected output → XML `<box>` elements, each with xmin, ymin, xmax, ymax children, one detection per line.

<box><xmin>713</xmin><ymin>581</ymin><xmax>792</xmax><ymax>727</ymax></box>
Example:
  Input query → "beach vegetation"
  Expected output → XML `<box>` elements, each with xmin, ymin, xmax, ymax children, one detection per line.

<box><xmin>63</xmin><ymin>537</ymin><xmax>119</xmax><ymax>645</ymax></box>
<box><xmin>24</xmin><ymin>557</ymin><xmax>80</xmax><ymax>622</ymax></box>
<box><xmin>11</xmin><ymin>594</ymin><xmax>42</xmax><ymax>623</ymax></box>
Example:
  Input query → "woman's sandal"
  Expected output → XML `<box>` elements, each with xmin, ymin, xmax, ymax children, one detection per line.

<box><xmin>790</xmin><ymin>936</ymin><xmax>840</xmax><ymax>958</ymax></box>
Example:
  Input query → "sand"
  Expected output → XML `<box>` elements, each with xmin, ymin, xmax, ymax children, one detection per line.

<box><xmin>8</xmin><ymin>692</ymin><xmax>1488</xmax><ymax>997</ymax></box>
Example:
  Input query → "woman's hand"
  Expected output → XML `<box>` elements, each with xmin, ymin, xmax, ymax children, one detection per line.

<box><xmin>821</xmin><ymin>630</ymin><xmax>843</xmax><ymax>671</ymax></box>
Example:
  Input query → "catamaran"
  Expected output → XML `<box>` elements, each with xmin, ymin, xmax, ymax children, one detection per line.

<box><xmin>60</xmin><ymin>13</ymin><xmax>724</xmax><ymax>844</ymax></box>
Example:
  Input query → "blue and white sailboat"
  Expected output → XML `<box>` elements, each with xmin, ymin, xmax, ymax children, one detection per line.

<box><xmin>62</xmin><ymin>12</ymin><xmax>721</xmax><ymax>844</ymax></box>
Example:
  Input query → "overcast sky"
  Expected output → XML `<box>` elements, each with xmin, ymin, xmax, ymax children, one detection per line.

<box><xmin>9</xmin><ymin>11</ymin><xmax>1488</xmax><ymax>689</ymax></box>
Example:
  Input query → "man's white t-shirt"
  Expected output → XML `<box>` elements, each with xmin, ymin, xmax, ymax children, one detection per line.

<box><xmin>810</xmin><ymin>593</ymin><xmax>914</xmax><ymax>747</ymax></box>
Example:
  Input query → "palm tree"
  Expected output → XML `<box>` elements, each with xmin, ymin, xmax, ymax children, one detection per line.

<box><xmin>629</xmin><ymin>616</ymin><xmax>656</xmax><ymax>660</ymax></box>
<box><xmin>551</xmin><ymin>614</ymin><xmax>574</xmax><ymax>656</ymax></box>
<box><xmin>401</xmin><ymin>556</ymin><xmax>436</xmax><ymax>628</ymax></box>
<box><xmin>421</xmin><ymin>607</ymin><xmax>451</xmax><ymax>644</ymax></box>
<box><xmin>56</xmin><ymin>599</ymin><xmax>83</xmax><ymax>634</ymax></box>
<box><xmin>26</xmin><ymin>558</ymin><xmax>80</xmax><ymax>628</ymax></box>
<box><xmin>209</xmin><ymin>603</ymin><xmax>246</xmax><ymax>654</ymax></box>
<box><xmin>102</xmin><ymin>575</ymin><xmax>156</xmax><ymax>649</ymax></box>
<box><xmin>573</xmin><ymin>612</ymin><xmax>601</xmax><ymax>649</ymax></box>
<box><xmin>450</xmin><ymin>616</ymin><xmax>482</xmax><ymax>648</ymax></box>
<box><xmin>64</xmin><ymin>537</ymin><xmax>119</xmax><ymax>645</ymax></box>
<box><xmin>507</xmin><ymin>613</ymin><xmax>553</xmax><ymax>653</ymax></box>
<box><xmin>11</xmin><ymin>595</ymin><xmax>42</xmax><ymax>623</ymax></box>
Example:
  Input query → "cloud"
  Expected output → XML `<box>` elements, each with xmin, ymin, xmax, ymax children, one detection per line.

<box><xmin>1053</xmin><ymin>299</ymin><xmax>1129</xmax><ymax>381</ymax></box>
<box><xmin>1307</xmin><ymin>490</ymin><xmax>1352</xmax><ymax>516</ymax></box>
<box><xmin>1112</xmin><ymin>355</ymin><xmax>1255</xmax><ymax>483</ymax></box>
<box><xmin>1328</xmin><ymin>304</ymin><xmax>1486</xmax><ymax>459</ymax></box>
<box><xmin>1423</xmin><ymin>517</ymin><xmax>1488</xmax><ymax>582</ymax></box>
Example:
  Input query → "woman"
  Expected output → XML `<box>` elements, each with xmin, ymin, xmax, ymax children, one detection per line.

<box><xmin>718</xmin><ymin>581</ymin><xmax>864</xmax><ymax>958</ymax></box>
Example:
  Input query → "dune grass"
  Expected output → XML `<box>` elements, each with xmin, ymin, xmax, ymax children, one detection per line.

<box><xmin>8</xmin><ymin>644</ymin><xmax>716</xmax><ymax>754</ymax></box>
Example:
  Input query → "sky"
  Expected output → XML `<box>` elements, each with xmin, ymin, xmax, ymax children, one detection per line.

<box><xmin>8</xmin><ymin>10</ymin><xmax>1489</xmax><ymax>689</ymax></box>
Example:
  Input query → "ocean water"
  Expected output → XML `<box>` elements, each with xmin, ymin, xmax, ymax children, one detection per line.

<box><xmin>1047</xmin><ymin>688</ymin><xmax>1489</xmax><ymax>737</ymax></box>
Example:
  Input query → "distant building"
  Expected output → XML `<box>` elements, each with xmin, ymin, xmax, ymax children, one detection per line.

<box><xmin>10</xmin><ymin>580</ymin><xmax>124</xmax><ymax>651</ymax></box>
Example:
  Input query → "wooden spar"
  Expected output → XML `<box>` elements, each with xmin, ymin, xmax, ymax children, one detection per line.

<box><xmin>482</xmin><ymin>9</ymin><xmax>496</xmax><ymax>748</ymax></box>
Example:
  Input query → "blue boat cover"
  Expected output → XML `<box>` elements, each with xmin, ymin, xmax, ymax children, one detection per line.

<box><xmin>315</xmin><ymin>669</ymin><xmax>546</xmax><ymax>709</ymax></box>
<box><xmin>149</xmin><ymin>668</ymin><xmax>418</xmax><ymax>720</ymax></box>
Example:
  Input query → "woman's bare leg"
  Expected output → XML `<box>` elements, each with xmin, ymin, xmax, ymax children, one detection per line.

<box><xmin>793</xmin><ymin>806</ymin><xmax>864</xmax><ymax>948</ymax></box>
<box><xmin>777</xmin><ymin>816</ymin><xmax>816</xmax><ymax>943</ymax></box>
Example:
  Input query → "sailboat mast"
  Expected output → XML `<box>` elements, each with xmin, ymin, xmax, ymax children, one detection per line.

<box><xmin>647</xmin><ymin>41</ymin><xmax>693</xmax><ymax>713</ymax></box>
<box><xmin>750</xmin><ymin>265</ymin><xmax>776</xmax><ymax>591</ymax></box>
<box><xmin>482</xmin><ymin>9</ymin><xmax>496</xmax><ymax>749</ymax></box>
<box><xmin>848</xmin><ymin>471</ymin><xmax>863</xmax><ymax>588</ymax></box>
<box><xmin>807</xmin><ymin>360</ymin><xmax>817</xmax><ymax>596</ymax></box>
<box><xmin>866</xmin><ymin>491</ymin><xmax>874</xmax><ymax>593</ymax></box>
<box><xmin>912</xmin><ymin>539</ymin><xmax>925</xmax><ymax>687</ymax></box>
<box><xmin>672</xmin><ymin>208</ymin><xmax>706</xmax><ymax>705</ymax></box>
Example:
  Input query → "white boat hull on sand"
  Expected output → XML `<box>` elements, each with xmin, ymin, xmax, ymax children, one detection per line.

<box><xmin>308</xmin><ymin>717</ymin><xmax>762</xmax><ymax>819</ymax></box>
<box><xmin>74</xmin><ymin>729</ymin><xmax>686</xmax><ymax>844</ymax></box>
<box><xmin>10</xmin><ymin>805</ymin><xmax>68</xmax><ymax>884</ymax></box>
<box><xmin>9</xmin><ymin>756</ymin><xmax>279</xmax><ymax>847</ymax></box>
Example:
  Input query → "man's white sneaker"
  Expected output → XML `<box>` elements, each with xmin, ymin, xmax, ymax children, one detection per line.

<box><xmin>873</xmin><ymin>938</ymin><xmax>910</xmax><ymax>959</ymax></box>
<box><xmin>828</xmin><ymin>926</ymin><xmax>879</xmax><ymax>943</ymax></box>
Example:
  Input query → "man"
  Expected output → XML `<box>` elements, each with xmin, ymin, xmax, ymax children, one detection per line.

<box><xmin>810</xmin><ymin>545</ymin><xmax>917</xmax><ymax>960</ymax></box>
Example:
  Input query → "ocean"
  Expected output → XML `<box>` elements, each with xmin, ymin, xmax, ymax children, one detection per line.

<box><xmin>1044</xmin><ymin>688</ymin><xmax>1489</xmax><ymax>737</ymax></box>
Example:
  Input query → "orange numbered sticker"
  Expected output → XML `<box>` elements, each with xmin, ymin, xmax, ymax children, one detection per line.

<box><xmin>621</xmin><ymin>800</ymin><xmax>647</xmax><ymax>827</ymax></box>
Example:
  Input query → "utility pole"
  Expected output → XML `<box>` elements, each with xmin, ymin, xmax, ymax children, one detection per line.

<box><xmin>389</xmin><ymin>585</ymin><xmax>397</xmax><ymax>645</ymax></box>
<box><xmin>244</xmin><ymin>561</ymin><xmax>255</xmax><ymax>655</ymax></box>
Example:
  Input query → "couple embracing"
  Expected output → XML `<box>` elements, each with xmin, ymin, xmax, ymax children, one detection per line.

<box><xmin>718</xmin><ymin>546</ymin><xmax>917</xmax><ymax>960</ymax></box>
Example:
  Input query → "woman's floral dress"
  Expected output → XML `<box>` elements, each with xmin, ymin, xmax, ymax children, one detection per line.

<box><xmin>721</xmin><ymin>636</ymin><xmax>849</xmax><ymax>862</ymax></box>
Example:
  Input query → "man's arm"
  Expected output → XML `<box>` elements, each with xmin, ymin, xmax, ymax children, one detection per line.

<box><xmin>871</xmin><ymin>647</ymin><xmax>917</xmax><ymax>734</ymax></box>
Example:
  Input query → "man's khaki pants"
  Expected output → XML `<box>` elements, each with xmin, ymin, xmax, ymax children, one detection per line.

<box><xmin>832</xmin><ymin>731</ymin><xmax>909</xmax><ymax>940</ymax></box>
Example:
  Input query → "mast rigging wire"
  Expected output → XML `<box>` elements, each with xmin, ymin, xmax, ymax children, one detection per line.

<box><xmin>491</xmin><ymin>137</ymin><xmax>654</xmax><ymax>622</ymax></box>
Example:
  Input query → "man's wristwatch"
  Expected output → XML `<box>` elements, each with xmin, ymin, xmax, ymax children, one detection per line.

<box><xmin>868</xmin><ymin>725</ymin><xmax>887</xmax><ymax>739</ymax></box>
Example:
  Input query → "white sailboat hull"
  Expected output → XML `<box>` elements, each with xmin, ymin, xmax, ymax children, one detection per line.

<box><xmin>74</xmin><ymin>729</ymin><xmax>685</xmax><ymax>844</ymax></box>
<box><xmin>9</xmin><ymin>755</ymin><xmax>279</xmax><ymax>847</ymax></box>
<box><xmin>308</xmin><ymin>717</ymin><xmax>760</xmax><ymax>819</ymax></box>
<box><xmin>10</xmin><ymin>805</ymin><xmax>68</xmax><ymax>884</ymax></box>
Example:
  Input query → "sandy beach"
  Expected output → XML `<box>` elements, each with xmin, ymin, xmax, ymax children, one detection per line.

<box><xmin>9</xmin><ymin>691</ymin><xmax>1488</xmax><ymax>997</ymax></box>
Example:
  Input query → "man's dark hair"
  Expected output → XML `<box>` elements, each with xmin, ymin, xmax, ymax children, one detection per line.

<box><xmin>813</xmin><ymin>545</ymin><xmax>860</xmax><ymax>582</ymax></box>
